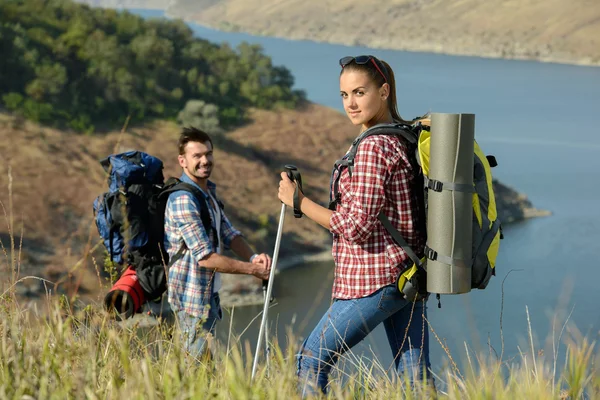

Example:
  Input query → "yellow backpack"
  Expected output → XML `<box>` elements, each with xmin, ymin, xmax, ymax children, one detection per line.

<box><xmin>416</xmin><ymin>122</ymin><xmax>502</xmax><ymax>289</ymax></box>
<box><xmin>331</xmin><ymin>120</ymin><xmax>502</xmax><ymax>299</ymax></box>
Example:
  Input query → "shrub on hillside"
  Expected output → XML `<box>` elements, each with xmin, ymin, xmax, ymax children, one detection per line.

<box><xmin>177</xmin><ymin>99</ymin><xmax>223</xmax><ymax>135</ymax></box>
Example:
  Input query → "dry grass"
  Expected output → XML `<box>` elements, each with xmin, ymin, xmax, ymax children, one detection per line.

<box><xmin>1</xmin><ymin>143</ymin><xmax>599</xmax><ymax>398</ymax></box>
<box><xmin>0</xmin><ymin>285</ymin><xmax>597</xmax><ymax>398</ymax></box>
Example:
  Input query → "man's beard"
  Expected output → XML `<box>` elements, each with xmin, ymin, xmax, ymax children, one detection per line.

<box><xmin>192</xmin><ymin>164</ymin><xmax>212</xmax><ymax>178</ymax></box>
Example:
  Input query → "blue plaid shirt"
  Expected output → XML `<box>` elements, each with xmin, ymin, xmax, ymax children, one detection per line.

<box><xmin>164</xmin><ymin>173</ymin><xmax>241</xmax><ymax>319</ymax></box>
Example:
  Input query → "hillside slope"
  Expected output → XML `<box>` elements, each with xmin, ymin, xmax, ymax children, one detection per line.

<box><xmin>0</xmin><ymin>105</ymin><xmax>545</xmax><ymax>306</ymax></box>
<box><xmin>0</xmin><ymin>104</ymin><xmax>354</xmax><ymax>304</ymax></box>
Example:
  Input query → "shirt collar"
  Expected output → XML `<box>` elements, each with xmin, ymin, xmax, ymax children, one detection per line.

<box><xmin>180</xmin><ymin>172</ymin><xmax>216</xmax><ymax>194</ymax></box>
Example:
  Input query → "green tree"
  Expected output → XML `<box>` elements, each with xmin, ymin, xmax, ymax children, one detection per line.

<box><xmin>0</xmin><ymin>0</ymin><xmax>305</xmax><ymax>133</ymax></box>
<box><xmin>25</xmin><ymin>62</ymin><xmax>67</xmax><ymax>101</ymax></box>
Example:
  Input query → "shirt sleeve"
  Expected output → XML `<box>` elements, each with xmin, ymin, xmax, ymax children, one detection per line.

<box><xmin>220</xmin><ymin>211</ymin><xmax>242</xmax><ymax>250</ymax></box>
<box><xmin>167</xmin><ymin>193</ymin><xmax>213</xmax><ymax>264</ymax></box>
<box><xmin>329</xmin><ymin>137</ymin><xmax>392</xmax><ymax>244</ymax></box>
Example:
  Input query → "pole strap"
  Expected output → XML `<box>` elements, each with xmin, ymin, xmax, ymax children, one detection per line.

<box><xmin>285</xmin><ymin>165</ymin><xmax>304</xmax><ymax>218</ymax></box>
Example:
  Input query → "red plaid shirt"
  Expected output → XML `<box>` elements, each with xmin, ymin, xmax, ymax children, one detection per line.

<box><xmin>329</xmin><ymin>135</ymin><xmax>426</xmax><ymax>300</ymax></box>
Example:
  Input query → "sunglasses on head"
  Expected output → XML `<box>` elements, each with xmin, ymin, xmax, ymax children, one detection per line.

<box><xmin>339</xmin><ymin>55</ymin><xmax>388</xmax><ymax>83</ymax></box>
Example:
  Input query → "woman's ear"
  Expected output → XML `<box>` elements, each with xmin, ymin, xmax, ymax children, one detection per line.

<box><xmin>380</xmin><ymin>83</ymin><xmax>390</xmax><ymax>101</ymax></box>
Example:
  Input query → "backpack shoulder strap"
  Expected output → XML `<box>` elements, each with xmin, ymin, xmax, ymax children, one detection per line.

<box><xmin>161</xmin><ymin>179</ymin><xmax>215</xmax><ymax>246</ymax></box>
<box><xmin>378</xmin><ymin>212</ymin><xmax>424</xmax><ymax>270</ymax></box>
<box><xmin>329</xmin><ymin>124</ymin><xmax>418</xmax><ymax>210</ymax></box>
<box><xmin>338</xmin><ymin>123</ymin><xmax>418</xmax><ymax>177</ymax></box>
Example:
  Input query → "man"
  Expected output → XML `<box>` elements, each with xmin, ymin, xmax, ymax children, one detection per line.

<box><xmin>165</xmin><ymin>127</ymin><xmax>271</xmax><ymax>359</ymax></box>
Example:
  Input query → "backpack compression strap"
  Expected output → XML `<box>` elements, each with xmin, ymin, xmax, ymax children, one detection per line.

<box><xmin>423</xmin><ymin>176</ymin><xmax>475</xmax><ymax>193</ymax></box>
<box><xmin>424</xmin><ymin>245</ymin><xmax>469</xmax><ymax>269</ymax></box>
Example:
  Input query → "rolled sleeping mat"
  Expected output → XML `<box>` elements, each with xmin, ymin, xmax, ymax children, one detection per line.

<box><xmin>103</xmin><ymin>265</ymin><xmax>146</xmax><ymax>319</ymax></box>
<box><xmin>426</xmin><ymin>113</ymin><xmax>475</xmax><ymax>294</ymax></box>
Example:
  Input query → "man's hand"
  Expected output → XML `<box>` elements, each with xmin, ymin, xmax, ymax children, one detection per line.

<box><xmin>252</xmin><ymin>253</ymin><xmax>272</xmax><ymax>269</ymax></box>
<box><xmin>251</xmin><ymin>253</ymin><xmax>272</xmax><ymax>280</ymax></box>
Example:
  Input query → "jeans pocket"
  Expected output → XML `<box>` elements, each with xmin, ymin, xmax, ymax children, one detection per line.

<box><xmin>376</xmin><ymin>285</ymin><xmax>404</xmax><ymax>314</ymax></box>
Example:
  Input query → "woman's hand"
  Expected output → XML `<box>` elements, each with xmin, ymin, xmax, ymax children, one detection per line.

<box><xmin>278</xmin><ymin>171</ymin><xmax>333</xmax><ymax>230</ymax></box>
<box><xmin>278</xmin><ymin>171</ymin><xmax>301</xmax><ymax>208</ymax></box>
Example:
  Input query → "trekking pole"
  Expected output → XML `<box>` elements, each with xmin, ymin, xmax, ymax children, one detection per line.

<box><xmin>251</xmin><ymin>165</ymin><xmax>301</xmax><ymax>381</ymax></box>
<box><xmin>262</xmin><ymin>277</ymin><xmax>272</xmax><ymax>375</ymax></box>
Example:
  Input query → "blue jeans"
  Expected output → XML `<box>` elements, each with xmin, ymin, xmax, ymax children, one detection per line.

<box><xmin>175</xmin><ymin>292</ymin><xmax>222</xmax><ymax>360</ymax></box>
<box><xmin>296</xmin><ymin>285</ymin><xmax>432</xmax><ymax>396</ymax></box>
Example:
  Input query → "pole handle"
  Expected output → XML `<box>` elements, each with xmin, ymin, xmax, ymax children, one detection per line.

<box><xmin>283</xmin><ymin>165</ymin><xmax>303</xmax><ymax>218</ymax></box>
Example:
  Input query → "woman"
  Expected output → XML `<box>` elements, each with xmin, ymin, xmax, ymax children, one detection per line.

<box><xmin>278</xmin><ymin>55</ymin><xmax>433</xmax><ymax>395</ymax></box>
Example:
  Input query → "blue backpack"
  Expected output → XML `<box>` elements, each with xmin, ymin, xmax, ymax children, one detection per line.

<box><xmin>93</xmin><ymin>151</ymin><xmax>217</xmax><ymax>304</ymax></box>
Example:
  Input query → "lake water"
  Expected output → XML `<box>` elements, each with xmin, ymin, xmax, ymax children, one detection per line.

<box><xmin>132</xmin><ymin>9</ymin><xmax>600</xmax><ymax>380</ymax></box>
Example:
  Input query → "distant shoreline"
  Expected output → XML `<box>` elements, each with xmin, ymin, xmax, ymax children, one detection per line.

<box><xmin>171</xmin><ymin>15</ymin><xmax>600</xmax><ymax>69</ymax></box>
<box><xmin>108</xmin><ymin>4</ymin><xmax>600</xmax><ymax>68</ymax></box>
<box><xmin>81</xmin><ymin>3</ymin><xmax>600</xmax><ymax>69</ymax></box>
